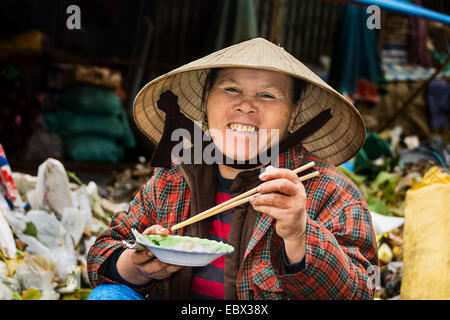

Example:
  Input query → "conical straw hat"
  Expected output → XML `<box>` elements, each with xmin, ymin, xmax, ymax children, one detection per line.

<box><xmin>133</xmin><ymin>37</ymin><xmax>366</xmax><ymax>166</ymax></box>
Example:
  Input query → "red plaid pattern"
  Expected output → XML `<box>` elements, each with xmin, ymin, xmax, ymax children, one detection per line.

<box><xmin>87</xmin><ymin>145</ymin><xmax>378</xmax><ymax>299</ymax></box>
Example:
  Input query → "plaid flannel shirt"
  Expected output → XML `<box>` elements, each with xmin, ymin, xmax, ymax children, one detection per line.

<box><xmin>87</xmin><ymin>144</ymin><xmax>378</xmax><ymax>299</ymax></box>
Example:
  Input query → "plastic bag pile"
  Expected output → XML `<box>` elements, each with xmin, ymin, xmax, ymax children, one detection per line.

<box><xmin>0</xmin><ymin>158</ymin><xmax>128</xmax><ymax>300</ymax></box>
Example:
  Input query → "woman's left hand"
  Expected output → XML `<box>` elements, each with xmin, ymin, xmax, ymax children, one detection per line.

<box><xmin>250</xmin><ymin>166</ymin><xmax>307</xmax><ymax>260</ymax></box>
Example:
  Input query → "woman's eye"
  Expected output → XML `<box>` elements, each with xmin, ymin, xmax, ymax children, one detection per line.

<box><xmin>261</xmin><ymin>93</ymin><xmax>275</xmax><ymax>99</ymax></box>
<box><xmin>225</xmin><ymin>87</ymin><xmax>239</xmax><ymax>93</ymax></box>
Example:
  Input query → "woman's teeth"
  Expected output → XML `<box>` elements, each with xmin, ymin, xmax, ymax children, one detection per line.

<box><xmin>229</xmin><ymin>124</ymin><xmax>257</xmax><ymax>132</ymax></box>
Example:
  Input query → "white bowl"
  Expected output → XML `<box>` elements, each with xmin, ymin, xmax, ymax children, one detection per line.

<box><xmin>130</xmin><ymin>229</ymin><xmax>234</xmax><ymax>267</ymax></box>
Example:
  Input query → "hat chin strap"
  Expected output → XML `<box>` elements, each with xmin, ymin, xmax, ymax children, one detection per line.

<box><xmin>150</xmin><ymin>90</ymin><xmax>332</xmax><ymax>169</ymax></box>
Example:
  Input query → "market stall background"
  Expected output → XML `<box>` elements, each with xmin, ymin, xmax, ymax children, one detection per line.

<box><xmin>0</xmin><ymin>0</ymin><xmax>449</xmax><ymax>300</ymax></box>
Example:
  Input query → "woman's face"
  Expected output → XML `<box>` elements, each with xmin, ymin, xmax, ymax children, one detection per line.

<box><xmin>205</xmin><ymin>68</ymin><xmax>300</xmax><ymax>161</ymax></box>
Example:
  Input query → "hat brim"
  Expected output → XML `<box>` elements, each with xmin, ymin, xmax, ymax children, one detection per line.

<box><xmin>133</xmin><ymin>38</ymin><xmax>366</xmax><ymax>166</ymax></box>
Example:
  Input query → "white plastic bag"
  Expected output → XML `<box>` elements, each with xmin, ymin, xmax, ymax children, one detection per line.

<box><xmin>24</xmin><ymin>210</ymin><xmax>66</xmax><ymax>249</ymax></box>
<box><xmin>0</xmin><ymin>196</ymin><xmax>16</xmax><ymax>258</ymax></box>
<box><xmin>370</xmin><ymin>211</ymin><xmax>405</xmax><ymax>236</ymax></box>
<box><xmin>0</xmin><ymin>282</ymin><xmax>14</xmax><ymax>300</ymax></box>
<box><xmin>14</xmin><ymin>255</ymin><xmax>59</xmax><ymax>300</ymax></box>
<box><xmin>35</xmin><ymin>158</ymin><xmax>73</xmax><ymax>216</ymax></box>
<box><xmin>61</xmin><ymin>207</ymin><xmax>86</xmax><ymax>246</ymax></box>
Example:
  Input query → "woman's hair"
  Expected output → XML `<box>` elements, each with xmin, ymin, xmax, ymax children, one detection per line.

<box><xmin>201</xmin><ymin>68</ymin><xmax>308</xmax><ymax>111</ymax></box>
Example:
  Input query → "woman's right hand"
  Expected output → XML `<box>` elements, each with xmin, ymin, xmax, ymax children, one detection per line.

<box><xmin>117</xmin><ymin>225</ymin><xmax>183</xmax><ymax>285</ymax></box>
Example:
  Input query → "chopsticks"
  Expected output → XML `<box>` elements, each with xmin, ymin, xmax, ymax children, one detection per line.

<box><xmin>171</xmin><ymin>162</ymin><xmax>319</xmax><ymax>231</ymax></box>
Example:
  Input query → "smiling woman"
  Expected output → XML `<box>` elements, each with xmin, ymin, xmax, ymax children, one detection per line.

<box><xmin>87</xmin><ymin>38</ymin><xmax>378</xmax><ymax>301</ymax></box>
<box><xmin>204</xmin><ymin>68</ymin><xmax>304</xmax><ymax>178</ymax></box>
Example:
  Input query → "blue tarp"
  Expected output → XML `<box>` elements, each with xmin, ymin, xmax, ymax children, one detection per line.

<box><xmin>347</xmin><ymin>0</ymin><xmax>450</xmax><ymax>25</ymax></box>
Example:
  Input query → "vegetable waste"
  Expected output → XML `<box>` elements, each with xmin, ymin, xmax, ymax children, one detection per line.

<box><xmin>0</xmin><ymin>157</ymin><xmax>134</xmax><ymax>300</ymax></box>
<box><xmin>338</xmin><ymin>129</ymin><xmax>449</xmax><ymax>300</ymax></box>
<box><xmin>1</xmin><ymin>128</ymin><xmax>448</xmax><ymax>300</ymax></box>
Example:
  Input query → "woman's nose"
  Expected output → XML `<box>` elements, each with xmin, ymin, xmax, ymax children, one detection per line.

<box><xmin>234</xmin><ymin>98</ymin><xmax>257</xmax><ymax>114</ymax></box>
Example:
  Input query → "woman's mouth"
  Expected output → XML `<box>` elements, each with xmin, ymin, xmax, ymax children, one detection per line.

<box><xmin>227</xmin><ymin>123</ymin><xmax>259</xmax><ymax>133</ymax></box>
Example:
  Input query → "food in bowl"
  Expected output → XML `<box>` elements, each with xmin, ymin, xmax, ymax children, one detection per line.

<box><xmin>128</xmin><ymin>228</ymin><xmax>234</xmax><ymax>267</ymax></box>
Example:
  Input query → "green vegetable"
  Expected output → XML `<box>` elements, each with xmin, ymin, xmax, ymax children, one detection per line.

<box><xmin>21</xmin><ymin>288</ymin><xmax>42</xmax><ymax>300</ymax></box>
<box><xmin>338</xmin><ymin>166</ymin><xmax>367</xmax><ymax>187</ymax></box>
<box><xmin>67</xmin><ymin>171</ymin><xmax>83</xmax><ymax>186</ymax></box>
<box><xmin>15</xmin><ymin>248</ymin><xmax>25</xmax><ymax>258</ymax></box>
<box><xmin>23</xmin><ymin>222</ymin><xmax>37</xmax><ymax>237</ymax></box>
<box><xmin>61</xmin><ymin>289</ymin><xmax>92</xmax><ymax>300</ymax></box>
<box><xmin>133</xmin><ymin>230</ymin><xmax>233</xmax><ymax>253</ymax></box>
<box><xmin>370</xmin><ymin>171</ymin><xmax>400</xmax><ymax>205</ymax></box>
<box><xmin>367</xmin><ymin>196</ymin><xmax>393</xmax><ymax>216</ymax></box>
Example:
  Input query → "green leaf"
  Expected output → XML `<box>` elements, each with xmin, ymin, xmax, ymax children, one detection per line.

<box><xmin>139</xmin><ymin>233</ymin><xmax>233</xmax><ymax>253</ymax></box>
<box><xmin>67</xmin><ymin>171</ymin><xmax>83</xmax><ymax>186</ymax></box>
<box><xmin>370</xmin><ymin>171</ymin><xmax>400</xmax><ymax>205</ymax></box>
<box><xmin>61</xmin><ymin>288</ymin><xmax>92</xmax><ymax>300</ymax></box>
<box><xmin>104</xmin><ymin>211</ymin><xmax>114</xmax><ymax>218</ymax></box>
<box><xmin>15</xmin><ymin>248</ymin><xmax>25</xmax><ymax>258</ymax></box>
<box><xmin>371</xmin><ymin>171</ymin><xmax>399</xmax><ymax>191</ymax></box>
<box><xmin>367</xmin><ymin>196</ymin><xmax>393</xmax><ymax>216</ymax></box>
<box><xmin>12</xmin><ymin>291</ymin><xmax>22</xmax><ymax>300</ymax></box>
<box><xmin>61</xmin><ymin>292</ymin><xmax>80</xmax><ymax>300</ymax></box>
<box><xmin>338</xmin><ymin>166</ymin><xmax>367</xmax><ymax>187</ymax></box>
<box><xmin>151</xmin><ymin>239</ymin><xmax>161</xmax><ymax>246</ymax></box>
<box><xmin>23</xmin><ymin>221</ymin><xmax>37</xmax><ymax>237</ymax></box>
<box><xmin>21</xmin><ymin>288</ymin><xmax>42</xmax><ymax>300</ymax></box>
<box><xmin>78</xmin><ymin>288</ymin><xmax>92</xmax><ymax>300</ymax></box>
